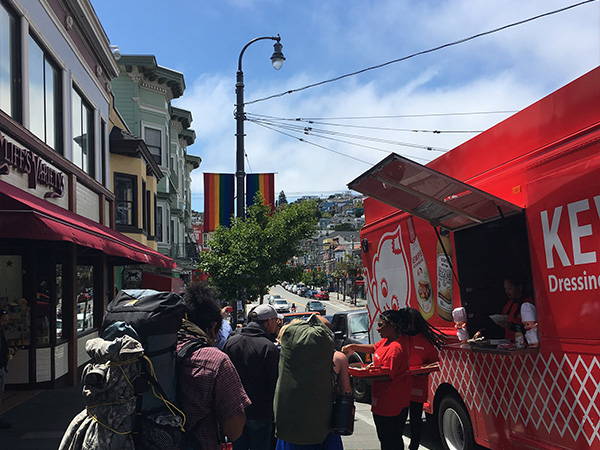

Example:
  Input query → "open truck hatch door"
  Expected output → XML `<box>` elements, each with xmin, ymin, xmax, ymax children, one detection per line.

<box><xmin>348</xmin><ymin>153</ymin><xmax>522</xmax><ymax>231</ymax></box>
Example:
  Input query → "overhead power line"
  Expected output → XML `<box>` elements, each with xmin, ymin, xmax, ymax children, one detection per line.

<box><xmin>249</xmin><ymin>120</ymin><xmax>377</xmax><ymax>165</ymax></box>
<box><xmin>249</xmin><ymin>119</ymin><xmax>433</xmax><ymax>164</ymax></box>
<box><xmin>246</xmin><ymin>110</ymin><xmax>517</xmax><ymax>121</ymax></box>
<box><xmin>245</xmin><ymin>0</ymin><xmax>595</xmax><ymax>105</ymax></box>
<box><xmin>248</xmin><ymin>117</ymin><xmax>449</xmax><ymax>152</ymax></box>
<box><xmin>246</xmin><ymin>113</ymin><xmax>483</xmax><ymax>134</ymax></box>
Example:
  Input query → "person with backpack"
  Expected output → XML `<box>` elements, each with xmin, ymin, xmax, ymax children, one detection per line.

<box><xmin>177</xmin><ymin>282</ymin><xmax>251</xmax><ymax>449</ymax></box>
<box><xmin>223</xmin><ymin>304</ymin><xmax>282</xmax><ymax>450</ymax></box>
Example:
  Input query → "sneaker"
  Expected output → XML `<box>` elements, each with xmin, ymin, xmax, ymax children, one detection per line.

<box><xmin>0</xmin><ymin>419</ymin><xmax>11</xmax><ymax>429</ymax></box>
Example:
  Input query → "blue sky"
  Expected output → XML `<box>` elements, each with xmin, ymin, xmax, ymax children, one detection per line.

<box><xmin>92</xmin><ymin>0</ymin><xmax>600</xmax><ymax>211</ymax></box>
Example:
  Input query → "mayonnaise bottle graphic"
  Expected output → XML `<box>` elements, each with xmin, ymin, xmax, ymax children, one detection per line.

<box><xmin>436</xmin><ymin>229</ymin><xmax>453</xmax><ymax>321</ymax></box>
<box><xmin>407</xmin><ymin>217</ymin><xmax>434</xmax><ymax>320</ymax></box>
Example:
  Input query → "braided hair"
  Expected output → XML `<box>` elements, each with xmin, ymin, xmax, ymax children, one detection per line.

<box><xmin>399</xmin><ymin>307</ymin><xmax>446</xmax><ymax>350</ymax></box>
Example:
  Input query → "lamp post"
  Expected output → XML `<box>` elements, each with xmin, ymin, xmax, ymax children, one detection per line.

<box><xmin>235</xmin><ymin>35</ymin><xmax>285</xmax><ymax>217</ymax></box>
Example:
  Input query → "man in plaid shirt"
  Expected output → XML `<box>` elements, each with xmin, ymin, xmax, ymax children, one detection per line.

<box><xmin>177</xmin><ymin>283</ymin><xmax>251</xmax><ymax>449</ymax></box>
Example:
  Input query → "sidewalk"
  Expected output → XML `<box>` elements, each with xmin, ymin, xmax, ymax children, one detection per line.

<box><xmin>329</xmin><ymin>292</ymin><xmax>367</xmax><ymax>308</ymax></box>
<box><xmin>0</xmin><ymin>385</ymin><xmax>83</xmax><ymax>449</ymax></box>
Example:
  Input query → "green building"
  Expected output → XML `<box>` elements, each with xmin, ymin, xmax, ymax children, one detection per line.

<box><xmin>111</xmin><ymin>55</ymin><xmax>200</xmax><ymax>283</ymax></box>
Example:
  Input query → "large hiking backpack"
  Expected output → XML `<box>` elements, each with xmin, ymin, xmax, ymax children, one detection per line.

<box><xmin>60</xmin><ymin>289</ymin><xmax>205</xmax><ymax>450</ymax></box>
<box><xmin>274</xmin><ymin>314</ymin><xmax>335</xmax><ymax>445</ymax></box>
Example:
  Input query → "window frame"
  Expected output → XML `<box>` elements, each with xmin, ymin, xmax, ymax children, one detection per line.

<box><xmin>156</xmin><ymin>204</ymin><xmax>164</xmax><ymax>243</ymax></box>
<box><xmin>27</xmin><ymin>32</ymin><xmax>62</xmax><ymax>153</ymax></box>
<box><xmin>0</xmin><ymin>0</ymin><xmax>21</xmax><ymax>121</ymax></box>
<box><xmin>71</xmin><ymin>85</ymin><xmax>95</xmax><ymax>176</ymax></box>
<box><xmin>114</xmin><ymin>172</ymin><xmax>138</xmax><ymax>228</ymax></box>
<box><xmin>143</xmin><ymin>124</ymin><xmax>163</xmax><ymax>167</ymax></box>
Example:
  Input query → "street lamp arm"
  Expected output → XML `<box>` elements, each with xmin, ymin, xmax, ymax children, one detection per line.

<box><xmin>238</xmin><ymin>35</ymin><xmax>281</xmax><ymax>72</ymax></box>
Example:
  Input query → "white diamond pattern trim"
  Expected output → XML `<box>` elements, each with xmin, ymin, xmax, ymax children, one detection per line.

<box><xmin>429</xmin><ymin>351</ymin><xmax>600</xmax><ymax>447</ymax></box>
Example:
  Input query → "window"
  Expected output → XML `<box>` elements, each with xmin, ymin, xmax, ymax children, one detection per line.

<box><xmin>0</xmin><ymin>2</ymin><xmax>19</xmax><ymax>119</ymax></box>
<box><xmin>142</xmin><ymin>180</ymin><xmax>147</xmax><ymax>231</ymax></box>
<box><xmin>75</xmin><ymin>265</ymin><xmax>94</xmax><ymax>333</ymax></box>
<box><xmin>146</xmin><ymin>190</ymin><xmax>151</xmax><ymax>235</ymax></box>
<box><xmin>144</xmin><ymin>127</ymin><xmax>162</xmax><ymax>165</ymax></box>
<box><xmin>100</xmin><ymin>119</ymin><xmax>106</xmax><ymax>185</ymax></box>
<box><xmin>154</xmin><ymin>193</ymin><xmax>158</xmax><ymax>238</ymax></box>
<box><xmin>72</xmin><ymin>87</ymin><xmax>94</xmax><ymax>175</ymax></box>
<box><xmin>157</xmin><ymin>205</ymin><xmax>163</xmax><ymax>241</ymax></box>
<box><xmin>115</xmin><ymin>173</ymin><xmax>137</xmax><ymax>227</ymax></box>
<box><xmin>28</xmin><ymin>35</ymin><xmax>61</xmax><ymax>150</ymax></box>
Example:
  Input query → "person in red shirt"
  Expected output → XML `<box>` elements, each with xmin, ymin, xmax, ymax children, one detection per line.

<box><xmin>343</xmin><ymin>310</ymin><xmax>410</xmax><ymax>450</ymax></box>
<box><xmin>399</xmin><ymin>308</ymin><xmax>445</xmax><ymax>450</ymax></box>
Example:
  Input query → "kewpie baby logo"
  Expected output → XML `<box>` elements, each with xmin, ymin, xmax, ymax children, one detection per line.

<box><xmin>366</xmin><ymin>225</ymin><xmax>411</xmax><ymax>336</ymax></box>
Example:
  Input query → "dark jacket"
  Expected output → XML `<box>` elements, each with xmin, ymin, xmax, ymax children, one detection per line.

<box><xmin>223</xmin><ymin>322</ymin><xmax>279</xmax><ymax>420</ymax></box>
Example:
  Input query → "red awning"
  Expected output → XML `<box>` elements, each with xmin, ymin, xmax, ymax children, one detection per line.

<box><xmin>0</xmin><ymin>180</ymin><xmax>175</xmax><ymax>269</ymax></box>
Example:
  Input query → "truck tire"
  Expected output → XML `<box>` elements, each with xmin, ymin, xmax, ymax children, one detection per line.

<box><xmin>438</xmin><ymin>395</ymin><xmax>475</xmax><ymax>450</ymax></box>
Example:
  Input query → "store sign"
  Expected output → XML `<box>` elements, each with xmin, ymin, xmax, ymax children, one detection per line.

<box><xmin>0</xmin><ymin>133</ymin><xmax>65</xmax><ymax>198</ymax></box>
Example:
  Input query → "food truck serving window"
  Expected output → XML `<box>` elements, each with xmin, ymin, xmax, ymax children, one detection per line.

<box><xmin>348</xmin><ymin>153</ymin><xmax>522</xmax><ymax>231</ymax></box>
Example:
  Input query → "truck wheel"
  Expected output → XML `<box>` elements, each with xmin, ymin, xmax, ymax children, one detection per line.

<box><xmin>437</xmin><ymin>395</ymin><xmax>474</xmax><ymax>450</ymax></box>
<box><xmin>351</xmin><ymin>376</ymin><xmax>371</xmax><ymax>403</ymax></box>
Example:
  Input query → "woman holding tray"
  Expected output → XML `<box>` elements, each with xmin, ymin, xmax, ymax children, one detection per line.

<box><xmin>400</xmin><ymin>307</ymin><xmax>445</xmax><ymax>450</ymax></box>
<box><xmin>342</xmin><ymin>310</ymin><xmax>411</xmax><ymax>450</ymax></box>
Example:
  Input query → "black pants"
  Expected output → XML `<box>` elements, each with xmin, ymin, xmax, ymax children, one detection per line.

<box><xmin>373</xmin><ymin>402</ymin><xmax>423</xmax><ymax>450</ymax></box>
<box><xmin>408</xmin><ymin>402</ymin><xmax>424</xmax><ymax>450</ymax></box>
<box><xmin>373</xmin><ymin>409</ymin><xmax>408</xmax><ymax>450</ymax></box>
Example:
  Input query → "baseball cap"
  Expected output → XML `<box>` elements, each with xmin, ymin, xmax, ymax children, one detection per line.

<box><xmin>252</xmin><ymin>304</ymin><xmax>283</xmax><ymax>321</ymax></box>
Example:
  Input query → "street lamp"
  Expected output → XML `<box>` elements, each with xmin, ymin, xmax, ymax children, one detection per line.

<box><xmin>235</xmin><ymin>35</ymin><xmax>285</xmax><ymax>217</ymax></box>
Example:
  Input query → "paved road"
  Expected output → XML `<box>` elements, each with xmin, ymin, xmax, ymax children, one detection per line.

<box><xmin>267</xmin><ymin>285</ymin><xmax>363</xmax><ymax>315</ymax></box>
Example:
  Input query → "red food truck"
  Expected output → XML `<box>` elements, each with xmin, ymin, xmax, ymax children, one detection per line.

<box><xmin>348</xmin><ymin>66</ymin><xmax>600</xmax><ymax>450</ymax></box>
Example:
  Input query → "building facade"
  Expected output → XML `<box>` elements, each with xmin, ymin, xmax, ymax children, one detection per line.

<box><xmin>111</xmin><ymin>55</ymin><xmax>200</xmax><ymax>282</ymax></box>
<box><xmin>0</xmin><ymin>0</ymin><xmax>173</xmax><ymax>387</ymax></box>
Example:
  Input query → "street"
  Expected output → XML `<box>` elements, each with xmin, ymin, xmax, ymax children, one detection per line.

<box><xmin>266</xmin><ymin>285</ymin><xmax>364</xmax><ymax>316</ymax></box>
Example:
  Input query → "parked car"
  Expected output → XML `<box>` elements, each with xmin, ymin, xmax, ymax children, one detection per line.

<box><xmin>330</xmin><ymin>309</ymin><xmax>371</xmax><ymax>402</ymax></box>
<box><xmin>268</xmin><ymin>294</ymin><xmax>283</xmax><ymax>304</ymax></box>
<box><xmin>297</xmin><ymin>286</ymin><xmax>308</xmax><ymax>296</ymax></box>
<box><xmin>314</xmin><ymin>290</ymin><xmax>330</xmax><ymax>300</ymax></box>
<box><xmin>272</xmin><ymin>298</ymin><xmax>291</xmax><ymax>313</ymax></box>
<box><xmin>303</xmin><ymin>289</ymin><xmax>316</xmax><ymax>298</ymax></box>
<box><xmin>305</xmin><ymin>300</ymin><xmax>326</xmax><ymax>315</ymax></box>
<box><xmin>282</xmin><ymin>312</ymin><xmax>317</xmax><ymax>324</ymax></box>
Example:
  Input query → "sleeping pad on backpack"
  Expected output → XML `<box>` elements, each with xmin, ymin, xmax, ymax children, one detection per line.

<box><xmin>274</xmin><ymin>314</ymin><xmax>334</xmax><ymax>445</ymax></box>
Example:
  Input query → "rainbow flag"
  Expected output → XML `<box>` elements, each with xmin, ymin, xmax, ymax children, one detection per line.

<box><xmin>203</xmin><ymin>173</ymin><xmax>234</xmax><ymax>232</ymax></box>
<box><xmin>246</xmin><ymin>173</ymin><xmax>275</xmax><ymax>210</ymax></box>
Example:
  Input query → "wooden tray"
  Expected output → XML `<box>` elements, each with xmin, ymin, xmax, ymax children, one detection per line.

<box><xmin>408</xmin><ymin>362</ymin><xmax>440</xmax><ymax>375</ymax></box>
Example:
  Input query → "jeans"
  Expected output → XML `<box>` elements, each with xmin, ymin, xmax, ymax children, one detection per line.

<box><xmin>373</xmin><ymin>409</ymin><xmax>408</xmax><ymax>450</ymax></box>
<box><xmin>234</xmin><ymin>419</ymin><xmax>273</xmax><ymax>450</ymax></box>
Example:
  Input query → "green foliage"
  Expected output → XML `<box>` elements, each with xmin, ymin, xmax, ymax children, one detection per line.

<box><xmin>333</xmin><ymin>223</ymin><xmax>355</xmax><ymax>231</ymax></box>
<box><xmin>300</xmin><ymin>268</ymin><xmax>327</xmax><ymax>288</ymax></box>
<box><xmin>277</xmin><ymin>190</ymin><xmax>288</xmax><ymax>206</ymax></box>
<box><xmin>198</xmin><ymin>193</ymin><xmax>317</xmax><ymax>303</ymax></box>
<box><xmin>354</xmin><ymin>207</ymin><xmax>364</xmax><ymax>217</ymax></box>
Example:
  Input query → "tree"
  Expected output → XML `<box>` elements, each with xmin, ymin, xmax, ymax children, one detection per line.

<box><xmin>333</xmin><ymin>223</ymin><xmax>355</xmax><ymax>231</ymax></box>
<box><xmin>277</xmin><ymin>190</ymin><xmax>288</xmax><ymax>206</ymax></box>
<box><xmin>198</xmin><ymin>193</ymin><xmax>317</xmax><ymax>310</ymax></box>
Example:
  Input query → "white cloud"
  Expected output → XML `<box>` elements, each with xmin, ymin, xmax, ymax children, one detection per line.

<box><xmin>174</xmin><ymin>0</ymin><xmax>599</xmax><ymax>211</ymax></box>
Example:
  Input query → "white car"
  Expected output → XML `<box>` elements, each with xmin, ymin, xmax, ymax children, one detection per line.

<box><xmin>268</xmin><ymin>294</ymin><xmax>283</xmax><ymax>303</ymax></box>
<box><xmin>272</xmin><ymin>298</ymin><xmax>291</xmax><ymax>313</ymax></box>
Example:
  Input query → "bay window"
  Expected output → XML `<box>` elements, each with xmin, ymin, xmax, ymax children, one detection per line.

<box><xmin>115</xmin><ymin>173</ymin><xmax>137</xmax><ymax>227</ymax></box>
<box><xmin>144</xmin><ymin>127</ymin><xmax>162</xmax><ymax>165</ymax></box>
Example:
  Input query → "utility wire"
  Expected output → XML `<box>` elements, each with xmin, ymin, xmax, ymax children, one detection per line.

<box><xmin>249</xmin><ymin>117</ymin><xmax>449</xmax><ymax>152</ymax></box>
<box><xmin>249</xmin><ymin>120</ymin><xmax>377</xmax><ymax>165</ymax></box>
<box><xmin>245</xmin><ymin>0</ymin><xmax>595</xmax><ymax>105</ymax></box>
<box><xmin>249</xmin><ymin>119</ymin><xmax>432</xmax><ymax>163</ymax></box>
<box><xmin>245</xmin><ymin>114</ymin><xmax>483</xmax><ymax>133</ymax></box>
<box><xmin>246</xmin><ymin>110</ymin><xmax>518</xmax><ymax>120</ymax></box>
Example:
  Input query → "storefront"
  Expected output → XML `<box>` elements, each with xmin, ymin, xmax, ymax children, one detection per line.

<box><xmin>0</xmin><ymin>0</ymin><xmax>175</xmax><ymax>387</ymax></box>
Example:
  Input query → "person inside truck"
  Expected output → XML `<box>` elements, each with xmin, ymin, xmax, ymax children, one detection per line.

<box><xmin>499</xmin><ymin>276</ymin><xmax>532</xmax><ymax>341</ymax></box>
